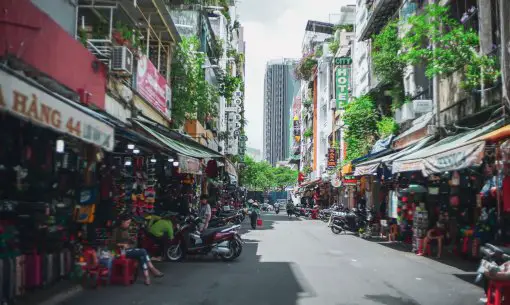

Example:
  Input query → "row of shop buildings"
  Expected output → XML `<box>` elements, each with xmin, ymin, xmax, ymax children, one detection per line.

<box><xmin>0</xmin><ymin>0</ymin><xmax>245</xmax><ymax>303</ymax></box>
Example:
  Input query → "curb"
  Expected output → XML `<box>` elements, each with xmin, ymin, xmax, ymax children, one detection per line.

<box><xmin>37</xmin><ymin>286</ymin><xmax>83</xmax><ymax>305</ymax></box>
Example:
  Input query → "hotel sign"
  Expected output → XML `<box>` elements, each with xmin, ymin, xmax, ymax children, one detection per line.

<box><xmin>335</xmin><ymin>57</ymin><xmax>351</xmax><ymax>109</ymax></box>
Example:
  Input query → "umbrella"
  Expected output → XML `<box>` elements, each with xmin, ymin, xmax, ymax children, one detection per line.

<box><xmin>399</xmin><ymin>184</ymin><xmax>428</xmax><ymax>194</ymax></box>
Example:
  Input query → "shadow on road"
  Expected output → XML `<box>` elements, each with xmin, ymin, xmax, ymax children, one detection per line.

<box><xmin>57</xmin><ymin>229</ymin><xmax>305</xmax><ymax>305</ymax></box>
<box><xmin>364</xmin><ymin>294</ymin><xmax>421</xmax><ymax>305</ymax></box>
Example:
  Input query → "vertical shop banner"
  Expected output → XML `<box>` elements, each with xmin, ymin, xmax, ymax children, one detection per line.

<box><xmin>136</xmin><ymin>55</ymin><xmax>169</xmax><ymax>117</ymax></box>
<box><xmin>327</xmin><ymin>148</ymin><xmax>337</xmax><ymax>169</ymax></box>
<box><xmin>335</xmin><ymin>57</ymin><xmax>352</xmax><ymax>109</ymax></box>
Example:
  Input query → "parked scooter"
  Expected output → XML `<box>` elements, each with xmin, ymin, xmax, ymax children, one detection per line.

<box><xmin>166</xmin><ymin>215</ymin><xmax>242</xmax><ymax>262</ymax></box>
<box><xmin>329</xmin><ymin>209</ymin><xmax>367</xmax><ymax>235</ymax></box>
<box><xmin>136</xmin><ymin>213</ymin><xmax>180</xmax><ymax>260</ymax></box>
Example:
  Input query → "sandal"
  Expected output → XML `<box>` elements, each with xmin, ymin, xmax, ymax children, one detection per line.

<box><xmin>144</xmin><ymin>279</ymin><xmax>151</xmax><ymax>286</ymax></box>
<box><xmin>154</xmin><ymin>272</ymin><xmax>164</xmax><ymax>278</ymax></box>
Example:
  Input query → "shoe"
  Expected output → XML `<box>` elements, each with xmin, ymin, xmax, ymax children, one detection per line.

<box><xmin>479</xmin><ymin>296</ymin><xmax>487</xmax><ymax>303</ymax></box>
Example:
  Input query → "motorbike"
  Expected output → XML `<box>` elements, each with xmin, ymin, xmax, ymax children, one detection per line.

<box><xmin>166</xmin><ymin>215</ymin><xmax>243</xmax><ymax>262</ymax></box>
<box><xmin>329</xmin><ymin>209</ymin><xmax>367</xmax><ymax>235</ymax></box>
<box><xmin>275</xmin><ymin>205</ymin><xmax>280</xmax><ymax>214</ymax></box>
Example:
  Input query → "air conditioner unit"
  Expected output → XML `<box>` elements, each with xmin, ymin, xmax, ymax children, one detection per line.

<box><xmin>427</xmin><ymin>125</ymin><xmax>438</xmax><ymax>136</ymax></box>
<box><xmin>111</xmin><ymin>46</ymin><xmax>133</xmax><ymax>74</ymax></box>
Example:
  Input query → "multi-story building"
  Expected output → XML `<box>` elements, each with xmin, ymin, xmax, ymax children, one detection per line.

<box><xmin>263</xmin><ymin>59</ymin><xmax>300</xmax><ymax>166</ymax></box>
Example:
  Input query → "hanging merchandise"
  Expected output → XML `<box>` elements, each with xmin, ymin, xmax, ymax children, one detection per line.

<box><xmin>73</xmin><ymin>186</ymin><xmax>98</xmax><ymax>224</ymax></box>
<box><xmin>503</xmin><ymin>176</ymin><xmax>510</xmax><ymax>213</ymax></box>
<box><xmin>451</xmin><ymin>171</ymin><xmax>460</xmax><ymax>186</ymax></box>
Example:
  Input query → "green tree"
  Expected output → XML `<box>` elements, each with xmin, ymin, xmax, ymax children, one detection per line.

<box><xmin>342</xmin><ymin>95</ymin><xmax>378</xmax><ymax>161</ymax></box>
<box><xmin>239</xmin><ymin>156</ymin><xmax>298</xmax><ymax>190</ymax></box>
<box><xmin>171</xmin><ymin>36</ymin><xmax>219</xmax><ymax>127</ymax></box>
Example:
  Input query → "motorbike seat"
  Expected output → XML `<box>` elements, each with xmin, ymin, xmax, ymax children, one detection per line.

<box><xmin>201</xmin><ymin>226</ymin><xmax>231</xmax><ymax>238</ymax></box>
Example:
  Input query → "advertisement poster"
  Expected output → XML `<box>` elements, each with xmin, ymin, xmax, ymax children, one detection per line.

<box><xmin>136</xmin><ymin>55</ymin><xmax>169</xmax><ymax>116</ymax></box>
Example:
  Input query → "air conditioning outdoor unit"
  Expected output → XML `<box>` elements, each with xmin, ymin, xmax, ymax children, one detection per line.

<box><xmin>111</xmin><ymin>46</ymin><xmax>133</xmax><ymax>74</ymax></box>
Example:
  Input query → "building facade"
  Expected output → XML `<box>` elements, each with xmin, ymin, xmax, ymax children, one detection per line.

<box><xmin>263</xmin><ymin>59</ymin><xmax>300</xmax><ymax>165</ymax></box>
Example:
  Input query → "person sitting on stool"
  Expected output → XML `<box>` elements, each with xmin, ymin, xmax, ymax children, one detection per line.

<box><xmin>419</xmin><ymin>222</ymin><xmax>446</xmax><ymax>258</ymax></box>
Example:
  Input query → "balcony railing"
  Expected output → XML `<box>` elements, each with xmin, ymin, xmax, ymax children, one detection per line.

<box><xmin>358</xmin><ymin>0</ymin><xmax>401</xmax><ymax>41</ymax></box>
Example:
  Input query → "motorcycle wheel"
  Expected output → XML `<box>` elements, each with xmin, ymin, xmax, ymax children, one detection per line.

<box><xmin>275</xmin><ymin>210</ymin><xmax>279</xmax><ymax>214</ymax></box>
<box><xmin>220</xmin><ymin>240</ymin><xmax>239</xmax><ymax>262</ymax></box>
<box><xmin>166</xmin><ymin>243</ymin><xmax>185</xmax><ymax>262</ymax></box>
<box><xmin>233</xmin><ymin>238</ymin><xmax>243</xmax><ymax>258</ymax></box>
<box><xmin>331</xmin><ymin>226</ymin><xmax>342</xmax><ymax>234</ymax></box>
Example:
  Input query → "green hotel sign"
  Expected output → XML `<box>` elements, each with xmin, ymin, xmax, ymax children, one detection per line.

<box><xmin>335</xmin><ymin>57</ymin><xmax>351</xmax><ymax>109</ymax></box>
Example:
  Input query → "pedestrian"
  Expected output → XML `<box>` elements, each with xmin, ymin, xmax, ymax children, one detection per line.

<box><xmin>198</xmin><ymin>194</ymin><xmax>212</xmax><ymax>232</ymax></box>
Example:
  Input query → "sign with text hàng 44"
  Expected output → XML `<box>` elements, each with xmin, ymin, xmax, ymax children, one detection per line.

<box><xmin>0</xmin><ymin>70</ymin><xmax>115</xmax><ymax>151</ymax></box>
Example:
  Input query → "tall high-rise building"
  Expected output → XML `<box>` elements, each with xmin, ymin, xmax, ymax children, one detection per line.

<box><xmin>263</xmin><ymin>59</ymin><xmax>300</xmax><ymax>166</ymax></box>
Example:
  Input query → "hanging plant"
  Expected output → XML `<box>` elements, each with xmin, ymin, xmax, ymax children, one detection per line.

<box><xmin>377</xmin><ymin>117</ymin><xmax>399</xmax><ymax>138</ymax></box>
<box><xmin>294</xmin><ymin>53</ymin><xmax>318</xmax><ymax>80</ymax></box>
<box><xmin>342</xmin><ymin>95</ymin><xmax>378</xmax><ymax>161</ymax></box>
<box><xmin>328</xmin><ymin>40</ymin><xmax>339</xmax><ymax>54</ymax></box>
<box><xmin>303</xmin><ymin>99</ymin><xmax>312</xmax><ymax>108</ymax></box>
<box><xmin>304</xmin><ymin>128</ymin><xmax>313</xmax><ymax>138</ymax></box>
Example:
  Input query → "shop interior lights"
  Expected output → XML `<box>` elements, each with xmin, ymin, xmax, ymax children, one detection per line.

<box><xmin>133</xmin><ymin>149</ymin><xmax>140</xmax><ymax>154</ymax></box>
<box><xmin>127</xmin><ymin>144</ymin><xmax>135</xmax><ymax>150</ymax></box>
<box><xmin>168</xmin><ymin>158</ymin><xmax>174</xmax><ymax>162</ymax></box>
<box><xmin>173</xmin><ymin>161</ymin><xmax>179</xmax><ymax>167</ymax></box>
<box><xmin>124</xmin><ymin>158</ymin><xmax>132</xmax><ymax>166</ymax></box>
<box><xmin>56</xmin><ymin>139</ymin><xmax>65</xmax><ymax>153</ymax></box>
<box><xmin>150</xmin><ymin>158</ymin><xmax>157</xmax><ymax>163</ymax></box>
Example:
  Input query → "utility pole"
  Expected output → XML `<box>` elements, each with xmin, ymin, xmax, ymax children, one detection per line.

<box><xmin>500</xmin><ymin>0</ymin><xmax>510</xmax><ymax>114</ymax></box>
<box><xmin>478</xmin><ymin>0</ymin><xmax>492</xmax><ymax>108</ymax></box>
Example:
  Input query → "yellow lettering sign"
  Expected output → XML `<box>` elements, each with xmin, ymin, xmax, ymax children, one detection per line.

<box><xmin>12</xmin><ymin>90</ymin><xmax>28</xmax><ymax>114</ymax></box>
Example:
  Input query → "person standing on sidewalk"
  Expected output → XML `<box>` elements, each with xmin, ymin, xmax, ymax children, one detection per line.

<box><xmin>198</xmin><ymin>195</ymin><xmax>212</xmax><ymax>232</ymax></box>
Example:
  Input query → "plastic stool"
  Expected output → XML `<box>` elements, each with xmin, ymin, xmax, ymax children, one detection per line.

<box><xmin>110</xmin><ymin>258</ymin><xmax>138</xmax><ymax>286</ymax></box>
<box><xmin>487</xmin><ymin>280</ymin><xmax>510</xmax><ymax>305</ymax></box>
<box><xmin>417</xmin><ymin>239</ymin><xmax>432</xmax><ymax>256</ymax></box>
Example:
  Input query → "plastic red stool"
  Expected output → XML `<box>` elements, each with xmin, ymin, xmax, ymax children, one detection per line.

<box><xmin>487</xmin><ymin>281</ymin><xmax>510</xmax><ymax>305</ymax></box>
<box><xmin>417</xmin><ymin>239</ymin><xmax>432</xmax><ymax>256</ymax></box>
<box><xmin>110</xmin><ymin>258</ymin><xmax>138</xmax><ymax>286</ymax></box>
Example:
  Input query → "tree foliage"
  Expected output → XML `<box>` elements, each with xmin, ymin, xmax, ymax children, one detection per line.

<box><xmin>239</xmin><ymin>156</ymin><xmax>298</xmax><ymax>191</ymax></box>
<box><xmin>294</xmin><ymin>53</ymin><xmax>318</xmax><ymax>80</ymax></box>
<box><xmin>171</xmin><ymin>36</ymin><xmax>219</xmax><ymax>127</ymax></box>
<box><xmin>342</xmin><ymin>95</ymin><xmax>378</xmax><ymax>162</ymax></box>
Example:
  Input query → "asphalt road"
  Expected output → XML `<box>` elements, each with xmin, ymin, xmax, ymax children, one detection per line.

<box><xmin>59</xmin><ymin>213</ymin><xmax>482</xmax><ymax>305</ymax></box>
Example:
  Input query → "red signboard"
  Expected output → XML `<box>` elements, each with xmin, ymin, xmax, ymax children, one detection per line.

<box><xmin>327</xmin><ymin>148</ymin><xmax>337</xmax><ymax>168</ymax></box>
<box><xmin>0</xmin><ymin>0</ymin><xmax>108</xmax><ymax>109</ymax></box>
<box><xmin>136</xmin><ymin>55</ymin><xmax>169</xmax><ymax>116</ymax></box>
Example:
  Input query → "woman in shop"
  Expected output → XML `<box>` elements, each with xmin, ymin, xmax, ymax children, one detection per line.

<box><xmin>113</xmin><ymin>214</ymin><xmax>164</xmax><ymax>285</ymax></box>
<box><xmin>419</xmin><ymin>221</ymin><xmax>446</xmax><ymax>258</ymax></box>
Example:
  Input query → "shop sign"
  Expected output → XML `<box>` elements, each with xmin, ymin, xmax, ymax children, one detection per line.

<box><xmin>136</xmin><ymin>55</ymin><xmax>169</xmax><ymax>117</ymax></box>
<box><xmin>178</xmin><ymin>155</ymin><xmax>201</xmax><ymax>175</ymax></box>
<box><xmin>392</xmin><ymin>160</ymin><xmax>423</xmax><ymax>174</ymax></box>
<box><xmin>413</xmin><ymin>100</ymin><xmax>433</xmax><ymax>113</ymax></box>
<box><xmin>335</xmin><ymin>57</ymin><xmax>353</xmax><ymax>65</ymax></box>
<box><xmin>0</xmin><ymin>70</ymin><xmax>114</xmax><ymax>151</ymax></box>
<box><xmin>335</xmin><ymin>64</ymin><xmax>350</xmax><ymax>109</ymax></box>
<box><xmin>327</xmin><ymin>148</ymin><xmax>337</xmax><ymax>169</ymax></box>
<box><xmin>342</xmin><ymin>179</ymin><xmax>358</xmax><ymax>185</ymax></box>
<box><xmin>422</xmin><ymin>141</ymin><xmax>485</xmax><ymax>176</ymax></box>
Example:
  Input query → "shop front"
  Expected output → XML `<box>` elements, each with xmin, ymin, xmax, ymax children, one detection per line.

<box><xmin>388</xmin><ymin>120</ymin><xmax>506</xmax><ymax>256</ymax></box>
<box><xmin>0</xmin><ymin>66</ymin><xmax>116</xmax><ymax>302</ymax></box>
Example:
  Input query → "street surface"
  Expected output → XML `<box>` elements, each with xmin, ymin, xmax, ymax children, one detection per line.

<box><xmin>60</xmin><ymin>213</ymin><xmax>482</xmax><ymax>305</ymax></box>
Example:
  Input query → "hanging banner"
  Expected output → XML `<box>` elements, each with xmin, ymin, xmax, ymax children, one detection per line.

<box><xmin>0</xmin><ymin>70</ymin><xmax>114</xmax><ymax>151</ymax></box>
<box><xmin>136</xmin><ymin>55</ymin><xmax>170</xmax><ymax>117</ymax></box>
<box><xmin>335</xmin><ymin>57</ymin><xmax>351</xmax><ymax>109</ymax></box>
<box><xmin>178</xmin><ymin>155</ymin><xmax>201</xmax><ymax>175</ymax></box>
<box><xmin>327</xmin><ymin>148</ymin><xmax>337</xmax><ymax>169</ymax></box>
<box><xmin>422</xmin><ymin>141</ymin><xmax>485</xmax><ymax>176</ymax></box>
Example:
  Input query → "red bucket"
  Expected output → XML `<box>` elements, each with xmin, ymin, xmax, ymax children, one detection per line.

<box><xmin>256</xmin><ymin>218</ymin><xmax>263</xmax><ymax>227</ymax></box>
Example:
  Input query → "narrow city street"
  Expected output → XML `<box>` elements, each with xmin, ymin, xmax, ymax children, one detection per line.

<box><xmin>58</xmin><ymin>213</ymin><xmax>482</xmax><ymax>305</ymax></box>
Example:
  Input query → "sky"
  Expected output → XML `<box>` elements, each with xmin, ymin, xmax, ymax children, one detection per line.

<box><xmin>236</xmin><ymin>0</ymin><xmax>355</xmax><ymax>153</ymax></box>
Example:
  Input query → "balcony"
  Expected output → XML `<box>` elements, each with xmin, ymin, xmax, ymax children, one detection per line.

<box><xmin>77</xmin><ymin>0</ymin><xmax>180</xmax><ymax>77</ymax></box>
<box><xmin>358</xmin><ymin>0</ymin><xmax>401</xmax><ymax>41</ymax></box>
